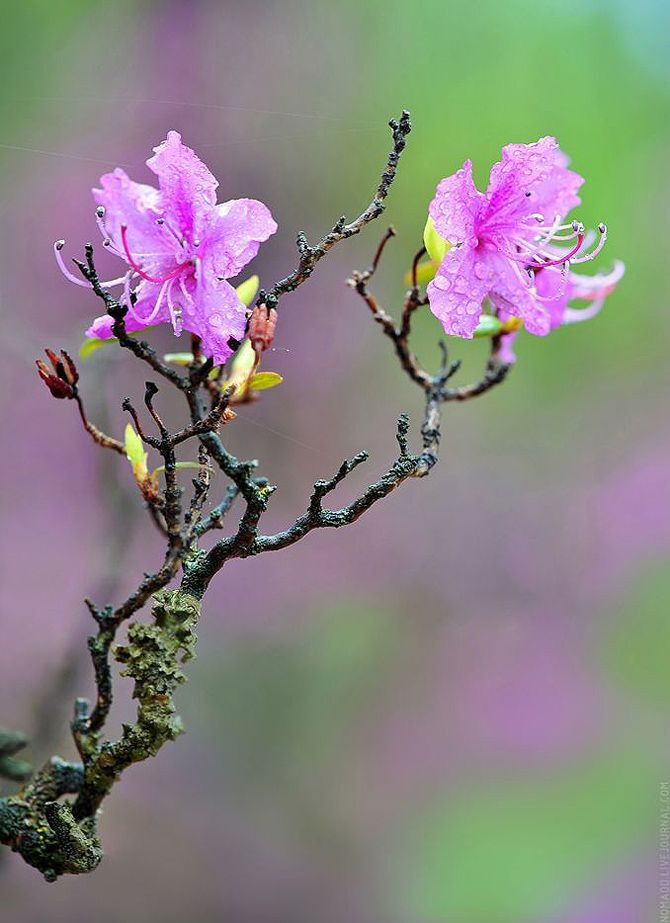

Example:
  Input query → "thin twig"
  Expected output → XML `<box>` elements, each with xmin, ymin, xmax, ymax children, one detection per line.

<box><xmin>260</xmin><ymin>111</ymin><xmax>411</xmax><ymax>309</ymax></box>
<box><xmin>74</xmin><ymin>393</ymin><xmax>125</xmax><ymax>454</ymax></box>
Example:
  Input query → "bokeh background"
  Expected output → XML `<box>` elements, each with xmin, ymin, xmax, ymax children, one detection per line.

<box><xmin>1</xmin><ymin>1</ymin><xmax>669</xmax><ymax>920</ymax></box>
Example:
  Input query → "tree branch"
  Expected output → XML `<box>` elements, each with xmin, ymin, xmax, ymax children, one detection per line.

<box><xmin>6</xmin><ymin>106</ymin><xmax>518</xmax><ymax>883</ymax></box>
<box><xmin>74</xmin><ymin>245</ymin><xmax>187</xmax><ymax>391</ymax></box>
<box><xmin>260</xmin><ymin>110</ymin><xmax>411</xmax><ymax>309</ymax></box>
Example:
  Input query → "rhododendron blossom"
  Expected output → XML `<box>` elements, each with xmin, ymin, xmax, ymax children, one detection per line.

<box><xmin>498</xmin><ymin>258</ymin><xmax>626</xmax><ymax>362</ymax></box>
<box><xmin>426</xmin><ymin>136</ymin><xmax>620</xmax><ymax>339</ymax></box>
<box><xmin>56</xmin><ymin>131</ymin><xmax>277</xmax><ymax>364</ymax></box>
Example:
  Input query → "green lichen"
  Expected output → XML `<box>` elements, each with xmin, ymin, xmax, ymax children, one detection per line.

<box><xmin>0</xmin><ymin>588</ymin><xmax>201</xmax><ymax>881</ymax></box>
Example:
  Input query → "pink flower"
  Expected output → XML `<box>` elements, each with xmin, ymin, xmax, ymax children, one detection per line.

<box><xmin>57</xmin><ymin>131</ymin><xmax>277</xmax><ymax>364</ymax></box>
<box><xmin>499</xmin><ymin>259</ymin><xmax>625</xmax><ymax>362</ymax></box>
<box><xmin>426</xmin><ymin>136</ymin><xmax>617</xmax><ymax>339</ymax></box>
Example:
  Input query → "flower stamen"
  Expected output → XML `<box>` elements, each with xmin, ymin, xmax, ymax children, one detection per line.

<box><xmin>54</xmin><ymin>240</ymin><xmax>129</xmax><ymax>289</ymax></box>
<box><xmin>95</xmin><ymin>206</ymin><xmax>124</xmax><ymax>258</ymax></box>
<box><xmin>120</xmin><ymin>225</ymin><xmax>185</xmax><ymax>285</ymax></box>
<box><xmin>155</xmin><ymin>216</ymin><xmax>187</xmax><ymax>249</ymax></box>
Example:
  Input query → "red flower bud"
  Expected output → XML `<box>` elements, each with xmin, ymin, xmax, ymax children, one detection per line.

<box><xmin>36</xmin><ymin>348</ymin><xmax>79</xmax><ymax>399</ymax></box>
<box><xmin>59</xmin><ymin>350</ymin><xmax>79</xmax><ymax>387</ymax></box>
<box><xmin>248</xmin><ymin>305</ymin><xmax>278</xmax><ymax>355</ymax></box>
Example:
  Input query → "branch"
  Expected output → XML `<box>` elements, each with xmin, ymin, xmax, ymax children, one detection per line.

<box><xmin>260</xmin><ymin>110</ymin><xmax>411</xmax><ymax>309</ymax></box>
<box><xmin>350</xmin><ymin>229</ymin><xmax>512</xmax><ymax>401</ymax></box>
<box><xmin>0</xmin><ymin>729</ymin><xmax>32</xmax><ymax>783</ymax></box>
<box><xmin>183</xmin><ymin>392</ymin><xmax>443</xmax><ymax>595</ymax></box>
<box><xmin>170</xmin><ymin>386</ymin><xmax>234</xmax><ymax>446</ymax></box>
<box><xmin>183</xmin><ymin>444</ymin><xmax>213</xmax><ymax>538</ymax></box>
<box><xmin>9</xmin><ymin>106</ymin><xmax>517</xmax><ymax>884</ymax></box>
<box><xmin>443</xmin><ymin>351</ymin><xmax>511</xmax><ymax>401</ymax></box>
<box><xmin>0</xmin><ymin>588</ymin><xmax>200</xmax><ymax>880</ymax></box>
<box><xmin>193</xmin><ymin>483</ymin><xmax>240</xmax><ymax>537</ymax></box>
<box><xmin>74</xmin><ymin>393</ymin><xmax>125</xmax><ymax>454</ymax></box>
<box><xmin>71</xmin><ymin>588</ymin><xmax>201</xmax><ymax>822</ymax></box>
<box><xmin>74</xmin><ymin>245</ymin><xmax>187</xmax><ymax>391</ymax></box>
<box><xmin>249</xmin><ymin>414</ymin><xmax>430</xmax><ymax>554</ymax></box>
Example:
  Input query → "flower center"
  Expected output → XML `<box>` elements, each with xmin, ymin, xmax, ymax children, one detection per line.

<box><xmin>120</xmin><ymin>225</ymin><xmax>190</xmax><ymax>285</ymax></box>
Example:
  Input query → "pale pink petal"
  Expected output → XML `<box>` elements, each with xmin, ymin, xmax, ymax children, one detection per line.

<box><xmin>533</xmin><ymin>260</ymin><xmax>624</xmax><ymax>329</ymax></box>
<box><xmin>569</xmin><ymin>260</ymin><xmax>625</xmax><ymax>300</ymax></box>
<box><xmin>85</xmin><ymin>281</ymin><xmax>172</xmax><ymax>340</ymax></box>
<box><xmin>147</xmin><ymin>131</ymin><xmax>218</xmax><ymax>241</ymax></box>
<box><xmin>533</xmin><ymin>157</ymin><xmax>583</xmax><ymax>223</ymax></box>
<box><xmin>186</xmin><ymin>274</ymin><xmax>247</xmax><ymax>365</ymax></box>
<box><xmin>94</xmin><ymin>169</ymin><xmax>175</xmax><ymax>277</ymax></box>
<box><xmin>563</xmin><ymin>298</ymin><xmax>605</xmax><ymax>324</ymax></box>
<box><xmin>426</xmin><ymin>245</ymin><xmax>493</xmax><ymax>337</ymax></box>
<box><xmin>534</xmin><ymin>266</ymin><xmax>571</xmax><ymax>329</ymax></box>
<box><xmin>485</xmin><ymin>137</ymin><xmax>583</xmax><ymax>228</ymax></box>
<box><xmin>86</xmin><ymin>313</ymin><xmax>133</xmax><ymax>340</ymax></box>
<box><xmin>488</xmin><ymin>253</ymin><xmax>552</xmax><ymax>336</ymax></box>
<box><xmin>203</xmin><ymin>198</ymin><xmax>278</xmax><ymax>279</ymax></box>
<box><xmin>428</xmin><ymin>160</ymin><xmax>485</xmax><ymax>245</ymax></box>
<box><xmin>498</xmin><ymin>330</ymin><xmax>519</xmax><ymax>364</ymax></box>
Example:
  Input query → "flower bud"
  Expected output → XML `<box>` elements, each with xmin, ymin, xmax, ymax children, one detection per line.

<box><xmin>36</xmin><ymin>348</ymin><xmax>79</xmax><ymax>399</ymax></box>
<box><xmin>59</xmin><ymin>350</ymin><xmax>79</xmax><ymax>386</ymax></box>
<box><xmin>248</xmin><ymin>304</ymin><xmax>278</xmax><ymax>355</ymax></box>
<box><xmin>124</xmin><ymin>423</ymin><xmax>159</xmax><ymax>501</ymax></box>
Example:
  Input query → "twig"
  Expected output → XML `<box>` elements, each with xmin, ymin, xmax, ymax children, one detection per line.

<box><xmin>260</xmin><ymin>111</ymin><xmax>411</xmax><ymax>309</ymax></box>
<box><xmin>193</xmin><ymin>484</ymin><xmax>240</xmax><ymax>537</ymax></box>
<box><xmin>74</xmin><ymin>393</ymin><xmax>125</xmax><ymax>454</ymax></box>
<box><xmin>74</xmin><ymin>245</ymin><xmax>187</xmax><ymax>391</ymax></box>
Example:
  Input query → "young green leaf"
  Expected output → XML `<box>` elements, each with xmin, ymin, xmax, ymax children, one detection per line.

<box><xmin>151</xmin><ymin>461</ymin><xmax>203</xmax><ymax>480</ymax></box>
<box><xmin>163</xmin><ymin>352</ymin><xmax>195</xmax><ymax>366</ymax></box>
<box><xmin>423</xmin><ymin>215</ymin><xmax>450</xmax><ymax>265</ymax></box>
<box><xmin>79</xmin><ymin>326</ymin><xmax>158</xmax><ymax>361</ymax></box>
<box><xmin>124</xmin><ymin>423</ymin><xmax>149</xmax><ymax>482</ymax></box>
<box><xmin>249</xmin><ymin>371</ymin><xmax>283</xmax><ymax>391</ymax></box>
<box><xmin>236</xmin><ymin>275</ymin><xmax>260</xmax><ymax>307</ymax></box>
<box><xmin>79</xmin><ymin>337</ymin><xmax>111</xmax><ymax>359</ymax></box>
<box><xmin>473</xmin><ymin>315</ymin><xmax>504</xmax><ymax>338</ymax></box>
<box><xmin>403</xmin><ymin>259</ymin><xmax>438</xmax><ymax>287</ymax></box>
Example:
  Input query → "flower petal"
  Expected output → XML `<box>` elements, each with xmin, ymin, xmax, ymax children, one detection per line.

<box><xmin>94</xmin><ymin>169</ymin><xmax>175</xmax><ymax>276</ymax></box>
<box><xmin>534</xmin><ymin>260</ymin><xmax>624</xmax><ymax>328</ymax></box>
<box><xmin>85</xmin><ymin>280</ymin><xmax>172</xmax><ymax>339</ymax></box>
<box><xmin>428</xmin><ymin>160</ymin><xmax>485</xmax><ymax>245</ymax></box>
<box><xmin>563</xmin><ymin>299</ymin><xmax>605</xmax><ymax>325</ymax></box>
<box><xmin>184</xmin><ymin>274</ymin><xmax>247</xmax><ymax>365</ymax></box>
<box><xmin>498</xmin><ymin>330</ymin><xmax>519</xmax><ymax>364</ymax></box>
<box><xmin>569</xmin><ymin>260</ymin><xmax>625</xmax><ymax>301</ymax></box>
<box><xmin>485</xmin><ymin>137</ymin><xmax>583</xmax><ymax>227</ymax></box>
<box><xmin>86</xmin><ymin>312</ymin><xmax>144</xmax><ymax>340</ymax></box>
<box><xmin>147</xmin><ymin>131</ymin><xmax>218</xmax><ymax>241</ymax></box>
<box><xmin>533</xmin><ymin>151</ymin><xmax>584</xmax><ymax>225</ymax></box>
<box><xmin>488</xmin><ymin>253</ymin><xmax>552</xmax><ymax>336</ymax></box>
<box><xmin>203</xmin><ymin>198</ymin><xmax>278</xmax><ymax>279</ymax></box>
<box><xmin>426</xmin><ymin>245</ymin><xmax>492</xmax><ymax>338</ymax></box>
<box><xmin>533</xmin><ymin>266</ymin><xmax>571</xmax><ymax>329</ymax></box>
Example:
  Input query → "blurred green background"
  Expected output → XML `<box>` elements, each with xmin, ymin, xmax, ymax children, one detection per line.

<box><xmin>1</xmin><ymin>1</ymin><xmax>669</xmax><ymax>920</ymax></box>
